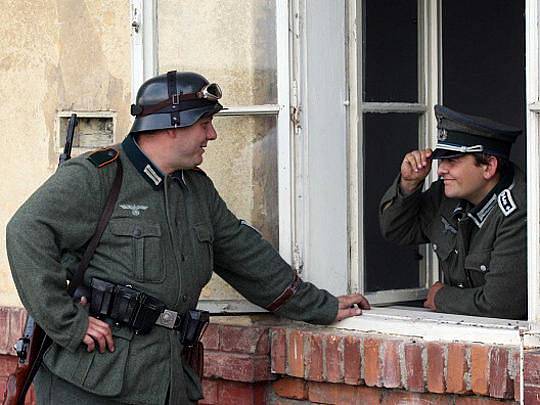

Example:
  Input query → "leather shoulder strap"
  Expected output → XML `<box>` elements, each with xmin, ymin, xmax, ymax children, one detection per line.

<box><xmin>67</xmin><ymin>159</ymin><xmax>123</xmax><ymax>296</ymax></box>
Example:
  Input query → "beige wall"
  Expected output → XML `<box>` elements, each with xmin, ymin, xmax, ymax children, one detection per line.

<box><xmin>0</xmin><ymin>0</ymin><xmax>132</xmax><ymax>307</ymax></box>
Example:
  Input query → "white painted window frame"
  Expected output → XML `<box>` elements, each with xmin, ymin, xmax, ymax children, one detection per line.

<box><xmin>350</xmin><ymin>0</ymin><xmax>439</xmax><ymax>304</ymax></box>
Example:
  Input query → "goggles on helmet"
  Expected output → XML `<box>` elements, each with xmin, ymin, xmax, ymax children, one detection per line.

<box><xmin>193</xmin><ymin>83</ymin><xmax>222</xmax><ymax>101</ymax></box>
<box><xmin>131</xmin><ymin>83</ymin><xmax>222</xmax><ymax>117</ymax></box>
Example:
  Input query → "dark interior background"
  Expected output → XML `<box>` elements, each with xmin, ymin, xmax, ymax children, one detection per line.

<box><xmin>442</xmin><ymin>0</ymin><xmax>526</xmax><ymax>169</ymax></box>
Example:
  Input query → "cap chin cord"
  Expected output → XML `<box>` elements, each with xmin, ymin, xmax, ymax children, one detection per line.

<box><xmin>435</xmin><ymin>143</ymin><xmax>484</xmax><ymax>153</ymax></box>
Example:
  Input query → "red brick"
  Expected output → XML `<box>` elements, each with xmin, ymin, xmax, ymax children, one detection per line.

<box><xmin>307</xmin><ymin>381</ymin><xmax>381</xmax><ymax>404</ymax></box>
<box><xmin>489</xmin><ymin>346</ymin><xmax>513</xmax><ymax>399</ymax></box>
<box><xmin>381</xmin><ymin>390</ymin><xmax>453</xmax><ymax>404</ymax></box>
<box><xmin>201</xmin><ymin>378</ymin><xmax>219</xmax><ymax>404</ymax></box>
<box><xmin>454</xmin><ymin>396</ymin><xmax>516</xmax><ymax>404</ymax></box>
<box><xmin>364</xmin><ymin>337</ymin><xmax>381</xmax><ymax>387</ymax></box>
<box><xmin>201</xmin><ymin>323</ymin><xmax>220</xmax><ymax>350</ymax></box>
<box><xmin>524</xmin><ymin>350</ymin><xmax>540</xmax><ymax>385</ymax></box>
<box><xmin>427</xmin><ymin>342</ymin><xmax>445</xmax><ymax>394</ymax></box>
<box><xmin>446</xmin><ymin>343</ymin><xmax>467</xmax><ymax>394</ymax></box>
<box><xmin>204</xmin><ymin>352</ymin><xmax>271</xmax><ymax>382</ymax></box>
<box><xmin>272</xmin><ymin>377</ymin><xmax>307</xmax><ymax>400</ymax></box>
<box><xmin>0</xmin><ymin>355</ymin><xmax>18</xmax><ymax>378</ymax></box>
<box><xmin>0</xmin><ymin>309</ymin><xmax>10</xmax><ymax>354</ymax></box>
<box><xmin>325</xmin><ymin>335</ymin><xmax>343</xmax><ymax>383</ymax></box>
<box><xmin>287</xmin><ymin>330</ymin><xmax>305</xmax><ymax>378</ymax></box>
<box><xmin>404</xmin><ymin>343</ymin><xmax>425</xmax><ymax>393</ymax></box>
<box><xmin>512</xmin><ymin>350</ymin><xmax>520</xmax><ymax>403</ymax></box>
<box><xmin>8</xmin><ymin>309</ymin><xmax>26</xmax><ymax>357</ymax></box>
<box><xmin>343</xmin><ymin>335</ymin><xmax>362</xmax><ymax>385</ymax></box>
<box><xmin>271</xmin><ymin>398</ymin><xmax>309</xmax><ymax>405</ymax></box>
<box><xmin>471</xmin><ymin>345</ymin><xmax>490</xmax><ymax>395</ymax></box>
<box><xmin>271</xmin><ymin>328</ymin><xmax>287</xmax><ymax>374</ymax></box>
<box><xmin>382</xmin><ymin>340</ymin><xmax>401</xmax><ymax>389</ymax></box>
<box><xmin>220</xmin><ymin>325</ymin><xmax>269</xmax><ymax>354</ymax></box>
<box><xmin>218</xmin><ymin>380</ymin><xmax>268</xmax><ymax>405</ymax></box>
<box><xmin>305</xmin><ymin>333</ymin><xmax>323</xmax><ymax>382</ymax></box>
<box><xmin>524</xmin><ymin>385</ymin><xmax>540</xmax><ymax>405</ymax></box>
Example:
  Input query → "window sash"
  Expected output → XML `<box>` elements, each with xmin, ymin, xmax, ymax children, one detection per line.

<box><xmin>351</xmin><ymin>0</ymin><xmax>439</xmax><ymax>300</ymax></box>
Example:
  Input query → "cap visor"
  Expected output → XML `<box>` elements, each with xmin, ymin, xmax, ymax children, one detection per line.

<box><xmin>431</xmin><ymin>148</ymin><xmax>465</xmax><ymax>160</ymax></box>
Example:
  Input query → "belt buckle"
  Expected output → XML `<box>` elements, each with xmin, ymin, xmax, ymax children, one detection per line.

<box><xmin>156</xmin><ymin>309</ymin><xmax>178</xmax><ymax>329</ymax></box>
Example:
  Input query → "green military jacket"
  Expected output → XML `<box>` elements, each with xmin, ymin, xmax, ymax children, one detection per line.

<box><xmin>6</xmin><ymin>134</ymin><xmax>338</xmax><ymax>404</ymax></box>
<box><xmin>379</xmin><ymin>166</ymin><xmax>527</xmax><ymax>319</ymax></box>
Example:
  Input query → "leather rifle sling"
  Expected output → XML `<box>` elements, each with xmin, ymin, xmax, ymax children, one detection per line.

<box><xmin>18</xmin><ymin>159</ymin><xmax>123</xmax><ymax>404</ymax></box>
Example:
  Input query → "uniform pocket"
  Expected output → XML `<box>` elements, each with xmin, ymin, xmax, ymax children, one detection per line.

<box><xmin>465</xmin><ymin>250</ymin><xmax>491</xmax><ymax>286</ymax></box>
<box><xmin>43</xmin><ymin>326</ymin><xmax>134</xmax><ymax>397</ymax></box>
<box><xmin>109</xmin><ymin>219</ymin><xmax>164</xmax><ymax>283</ymax></box>
<box><xmin>193</xmin><ymin>223</ymin><xmax>214</xmax><ymax>287</ymax></box>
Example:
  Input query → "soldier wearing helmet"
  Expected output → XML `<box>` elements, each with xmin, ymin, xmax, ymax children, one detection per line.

<box><xmin>379</xmin><ymin>105</ymin><xmax>526</xmax><ymax>319</ymax></box>
<box><xmin>6</xmin><ymin>71</ymin><xmax>370</xmax><ymax>404</ymax></box>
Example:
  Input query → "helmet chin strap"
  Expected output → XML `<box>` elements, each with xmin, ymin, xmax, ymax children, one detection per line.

<box><xmin>167</xmin><ymin>70</ymin><xmax>181</xmax><ymax>127</ymax></box>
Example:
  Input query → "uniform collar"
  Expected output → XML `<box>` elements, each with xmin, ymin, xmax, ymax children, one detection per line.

<box><xmin>452</xmin><ymin>165</ymin><xmax>515</xmax><ymax>228</ymax></box>
<box><xmin>122</xmin><ymin>134</ymin><xmax>169</xmax><ymax>190</ymax></box>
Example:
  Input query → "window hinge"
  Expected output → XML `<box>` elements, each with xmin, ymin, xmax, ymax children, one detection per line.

<box><xmin>130</xmin><ymin>1</ymin><xmax>142</xmax><ymax>33</ymax></box>
<box><xmin>290</xmin><ymin>80</ymin><xmax>301</xmax><ymax>132</ymax></box>
<box><xmin>292</xmin><ymin>243</ymin><xmax>304</xmax><ymax>275</ymax></box>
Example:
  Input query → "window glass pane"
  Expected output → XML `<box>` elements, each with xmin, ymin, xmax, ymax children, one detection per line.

<box><xmin>200</xmin><ymin>115</ymin><xmax>278</xmax><ymax>300</ymax></box>
<box><xmin>363</xmin><ymin>113</ymin><xmax>421</xmax><ymax>292</ymax></box>
<box><xmin>442</xmin><ymin>0</ymin><xmax>525</xmax><ymax>170</ymax></box>
<box><xmin>363</xmin><ymin>0</ymin><xmax>418</xmax><ymax>102</ymax></box>
<box><xmin>157</xmin><ymin>0</ymin><xmax>277</xmax><ymax>106</ymax></box>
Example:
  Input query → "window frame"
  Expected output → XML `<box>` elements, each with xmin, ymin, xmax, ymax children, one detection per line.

<box><xmin>344</xmin><ymin>0</ymin><xmax>540</xmax><ymax>347</ymax></box>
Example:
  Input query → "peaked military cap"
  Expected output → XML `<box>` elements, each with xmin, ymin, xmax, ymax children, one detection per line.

<box><xmin>432</xmin><ymin>105</ymin><xmax>521</xmax><ymax>159</ymax></box>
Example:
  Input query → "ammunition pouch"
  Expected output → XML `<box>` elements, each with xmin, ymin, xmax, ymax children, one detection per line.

<box><xmin>85</xmin><ymin>278</ymin><xmax>209</xmax><ymax>345</ymax></box>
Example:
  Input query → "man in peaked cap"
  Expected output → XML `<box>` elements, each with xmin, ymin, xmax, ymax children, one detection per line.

<box><xmin>6</xmin><ymin>71</ymin><xmax>370</xmax><ymax>404</ymax></box>
<box><xmin>379</xmin><ymin>105</ymin><xmax>526</xmax><ymax>319</ymax></box>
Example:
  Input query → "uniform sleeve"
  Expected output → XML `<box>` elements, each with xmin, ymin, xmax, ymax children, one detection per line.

<box><xmin>206</xmin><ymin>179</ymin><xmax>338</xmax><ymax>325</ymax></box>
<box><xmin>379</xmin><ymin>174</ymin><xmax>442</xmax><ymax>246</ymax></box>
<box><xmin>435</xmin><ymin>206</ymin><xmax>527</xmax><ymax>319</ymax></box>
<box><xmin>6</xmin><ymin>159</ymin><xmax>105</xmax><ymax>352</ymax></box>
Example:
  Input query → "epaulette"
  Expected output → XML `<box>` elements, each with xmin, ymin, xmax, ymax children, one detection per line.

<box><xmin>192</xmin><ymin>167</ymin><xmax>207</xmax><ymax>176</ymax></box>
<box><xmin>87</xmin><ymin>148</ymin><xmax>119</xmax><ymax>168</ymax></box>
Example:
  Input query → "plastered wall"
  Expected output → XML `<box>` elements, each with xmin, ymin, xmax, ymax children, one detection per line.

<box><xmin>0</xmin><ymin>0</ymin><xmax>132</xmax><ymax>306</ymax></box>
<box><xmin>0</xmin><ymin>1</ymin><xmax>279</xmax><ymax>307</ymax></box>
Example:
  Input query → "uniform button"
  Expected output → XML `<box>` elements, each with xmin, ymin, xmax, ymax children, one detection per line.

<box><xmin>480</xmin><ymin>265</ymin><xmax>487</xmax><ymax>272</ymax></box>
<box><xmin>454</xmin><ymin>249</ymin><xmax>458</xmax><ymax>254</ymax></box>
<box><xmin>182</xmin><ymin>294</ymin><xmax>188</xmax><ymax>302</ymax></box>
<box><xmin>457</xmin><ymin>283</ymin><xmax>464</xmax><ymax>288</ymax></box>
<box><xmin>133</xmin><ymin>227</ymin><xmax>142</xmax><ymax>238</ymax></box>
<box><xmin>433</xmin><ymin>244</ymin><xmax>438</xmax><ymax>251</ymax></box>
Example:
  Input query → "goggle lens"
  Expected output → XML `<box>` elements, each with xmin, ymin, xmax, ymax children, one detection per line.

<box><xmin>201</xmin><ymin>83</ymin><xmax>222</xmax><ymax>100</ymax></box>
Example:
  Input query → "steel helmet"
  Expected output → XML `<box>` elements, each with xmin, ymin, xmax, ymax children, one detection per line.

<box><xmin>129</xmin><ymin>70</ymin><xmax>223</xmax><ymax>134</ymax></box>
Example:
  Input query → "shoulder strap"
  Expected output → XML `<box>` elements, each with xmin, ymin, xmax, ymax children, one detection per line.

<box><xmin>67</xmin><ymin>159</ymin><xmax>124</xmax><ymax>296</ymax></box>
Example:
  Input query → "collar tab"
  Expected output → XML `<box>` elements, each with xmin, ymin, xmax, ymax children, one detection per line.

<box><xmin>122</xmin><ymin>134</ymin><xmax>164</xmax><ymax>189</ymax></box>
